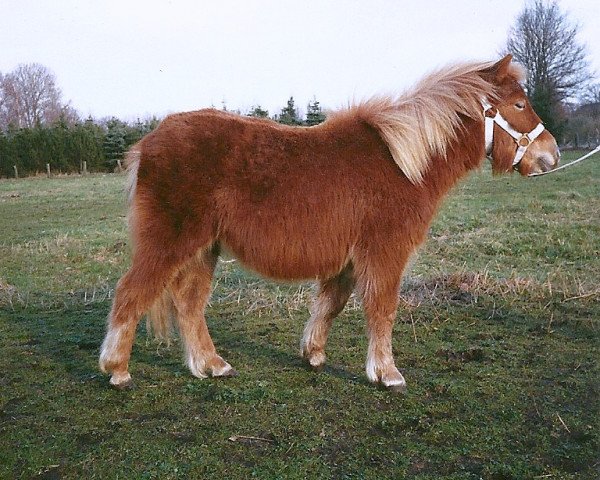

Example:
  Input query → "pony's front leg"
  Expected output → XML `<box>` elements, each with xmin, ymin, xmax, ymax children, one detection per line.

<box><xmin>360</xmin><ymin>278</ymin><xmax>406</xmax><ymax>393</ymax></box>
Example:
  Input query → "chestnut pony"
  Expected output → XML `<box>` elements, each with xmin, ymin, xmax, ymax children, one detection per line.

<box><xmin>100</xmin><ymin>55</ymin><xmax>559</xmax><ymax>391</ymax></box>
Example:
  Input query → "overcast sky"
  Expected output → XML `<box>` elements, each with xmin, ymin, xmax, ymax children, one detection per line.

<box><xmin>2</xmin><ymin>0</ymin><xmax>599</xmax><ymax>121</ymax></box>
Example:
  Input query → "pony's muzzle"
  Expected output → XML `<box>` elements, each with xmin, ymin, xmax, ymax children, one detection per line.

<box><xmin>528</xmin><ymin>138</ymin><xmax>560</xmax><ymax>174</ymax></box>
<box><xmin>535</xmin><ymin>148</ymin><xmax>560</xmax><ymax>172</ymax></box>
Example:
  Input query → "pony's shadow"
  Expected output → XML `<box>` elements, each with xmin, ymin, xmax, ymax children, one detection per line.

<box><xmin>210</xmin><ymin>325</ymin><xmax>366</xmax><ymax>384</ymax></box>
<box><xmin>146</xmin><ymin>318</ymin><xmax>368</xmax><ymax>386</ymax></box>
<box><xmin>9</xmin><ymin>301</ymin><xmax>368</xmax><ymax>390</ymax></box>
<box><xmin>2</xmin><ymin>302</ymin><xmax>114</xmax><ymax>390</ymax></box>
<box><xmin>10</xmin><ymin>291</ymin><xmax>525</xmax><ymax>393</ymax></box>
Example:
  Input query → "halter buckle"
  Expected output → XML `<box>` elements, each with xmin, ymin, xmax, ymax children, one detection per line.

<box><xmin>517</xmin><ymin>134</ymin><xmax>531</xmax><ymax>147</ymax></box>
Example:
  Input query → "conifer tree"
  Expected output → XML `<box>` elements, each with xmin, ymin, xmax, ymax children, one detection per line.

<box><xmin>103</xmin><ymin>117</ymin><xmax>128</xmax><ymax>167</ymax></box>
<box><xmin>306</xmin><ymin>97</ymin><xmax>326</xmax><ymax>126</ymax></box>
<box><xmin>277</xmin><ymin>97</ymin><xmax>303</xmax><ymax>125</ymax></box>
<box><xmin>247</xmin><ymin>105</ymin><xmax>269</xmax><ymax>118</ymax></box>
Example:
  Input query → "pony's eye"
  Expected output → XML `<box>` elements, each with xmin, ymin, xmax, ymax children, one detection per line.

<box><xmin>515</xmin><ymin>101</ymin><xmax>526</xmax><ymax>110</ymax></box>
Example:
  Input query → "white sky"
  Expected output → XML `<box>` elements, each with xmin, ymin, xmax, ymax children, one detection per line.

<box><xmin>2</xmin><ymin>0</ymin><xmax>599</xmax><ymax>121</ymax></box>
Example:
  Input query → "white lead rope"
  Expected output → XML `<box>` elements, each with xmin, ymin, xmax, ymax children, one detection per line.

<box><xmin>528</xmin><ymin>144</ymin><xmax>600</xmax><ymax>177</ymax></box>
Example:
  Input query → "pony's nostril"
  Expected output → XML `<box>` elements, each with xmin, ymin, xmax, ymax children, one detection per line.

<box><xmin>537</xmin><ymin>154</ymin><xmax>555</xmax><ymax>172</ymax></box>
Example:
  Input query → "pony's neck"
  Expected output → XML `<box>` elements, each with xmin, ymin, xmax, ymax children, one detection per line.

<box><xmin>419</xmin><ymin>116</ymin><xmax>486</xmax><ymax>199</ymax></box>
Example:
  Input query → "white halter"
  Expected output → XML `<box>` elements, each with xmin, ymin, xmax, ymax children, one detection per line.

<box><xmin>482</xmin><ymin>100</ymin><xmax>545</xmax><ymax>167</ymax></box>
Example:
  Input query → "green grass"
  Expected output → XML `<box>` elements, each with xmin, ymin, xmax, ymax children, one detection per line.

<box><xmin>1</xmin><ymin>154</ymin><xmax>599</xmax><ymax>479</ymax></box>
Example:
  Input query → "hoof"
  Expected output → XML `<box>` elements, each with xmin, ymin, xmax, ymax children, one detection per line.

<box><xmin>385</xmin><ymin>381</ymin><xmax>407</xmax><ymax>394</ymax></box>
<box><xmin>109</xmin><ymin>371</ymin><xmax>133</xmax><ymax>390</ymax></box>
<box><xmin>381</xmin><ymin>374</ymin><xmax>407</xmax><ymax>394</ymax></box>
<box><xmin>110</xmin><ymin>377</ymin><xmax>134</xmax><ymax>390</ymax></box>
<box><xmin>368</xmin><ymin>362</ymin><xmax>407</xmax><ymax>394</ymax></box>
<box><xmin>308</xmin><ymin>362</ymin><xmax>324</xmax><ymax>373</ymax></box>
<box><xmin>304</xmin><ymin>350</ymin><xmax>326</xmax><ymax>372</ymax></box>
<box><xmin>209</xmin><ymin>360</ymin><xmax>238</xmax><ymax>378</ymax></box>
<box><xmin>111</xmin><ymin>379</ymin><xmax>134</xmax><ymax>390</ymax></box>
<box><xmin>215</xmin><ymin>367</ymin><xmax>238</xmax><ymax>378</ymax></box>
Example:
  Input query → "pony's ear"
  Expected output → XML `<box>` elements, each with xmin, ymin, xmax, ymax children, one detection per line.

<box><xmin>481</xmin><ymin>54</ymin><xmax>513</xmax><ymax>83</ymax></box>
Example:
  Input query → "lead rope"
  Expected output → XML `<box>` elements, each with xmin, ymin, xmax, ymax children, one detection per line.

<box><xmin>528</xmin><ymin>144</ymin><xmax>600</xmax><ymax>177</ymax></box>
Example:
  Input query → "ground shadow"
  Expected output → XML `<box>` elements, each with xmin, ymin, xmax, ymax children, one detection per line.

<box><xmin>2</xmin><ymin>301</ymin><xmax>371</xmax><ymax>389</ymax></box>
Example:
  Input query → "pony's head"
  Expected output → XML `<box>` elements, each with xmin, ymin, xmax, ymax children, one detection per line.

<box><xmin>481</xmin><ymin>55</ymin><xmax>560</xmax><ymax>176</ymax></box>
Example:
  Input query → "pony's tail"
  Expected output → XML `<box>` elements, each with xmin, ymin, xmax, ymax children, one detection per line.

<box><xmin>146</xmin><ymin>288</ymin><xmax>177</xmax><ymax>344</ymax></box>
<box><xmin>124</xmin><ymin>143</ymin><xmax>178</xmax><ymax>343</ymax></box>
<box><xmin>124</xmin><ymin>144</ymin><xmax>141</xmax><ymax>205</ymax></box>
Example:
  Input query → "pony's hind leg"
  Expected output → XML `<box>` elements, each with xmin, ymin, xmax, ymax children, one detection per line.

<box><xmin>170</xmin><ymin>246</ymin><xmax>236</xmax><ymax>378</ymax></box>
<box><xmin>301</xmin><ymin>264</ymin><xmax>355</xmax><ymax>370</ymax></box>
<box><xmin>99</xmin><ymin>250</ymin><xmax>179</xmax><ymax>388</ymax></box>
<box><xmin>99</xmin><ymin>201</ymin><xmax>210</xmax><ymax>387</ymax></box>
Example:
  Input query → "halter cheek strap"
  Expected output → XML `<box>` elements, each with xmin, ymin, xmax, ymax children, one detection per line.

<box><xmin>482</xmin><ymin>101</ymin><xmax>545</xmax><ymax>167</ymax></box>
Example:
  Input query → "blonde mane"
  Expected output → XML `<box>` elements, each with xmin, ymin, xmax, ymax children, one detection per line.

<box><xmin>337</xmin><ymin>61</ymin><xmax>509</xmax><ymax>184</ymax></box>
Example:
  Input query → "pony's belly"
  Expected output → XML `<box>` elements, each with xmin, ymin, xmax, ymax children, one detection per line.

<box><xmin>220</xmin><ymin>238</ymin><xmax>349</xmax><ymax>282</ymax></box>
<box><xmin>215</xmin><ymin>187</ymin><xmax>357</xmax><ymax>281</ymax></box>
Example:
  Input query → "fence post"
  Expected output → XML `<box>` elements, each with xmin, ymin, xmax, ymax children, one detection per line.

<box><xmin>82</xmin><ymin>161</ymin><xmax>87</xmax><ymax>175</ymax></box>
<box><xmin>117</xmin><ymin>159</ymin><xmax>123</xmax><ymax>171</ymax></box>
<box><xmin>46</xmin><ymin>163</ymin><xmax>52</xmax><ymax>178</ymax></box>
<box><xmin>13</xmin><ymin>165</ymin><xmax>18</xmax><ymax>179</ymax></box>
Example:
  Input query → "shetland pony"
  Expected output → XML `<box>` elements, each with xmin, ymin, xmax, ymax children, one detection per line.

<box><xmin>100</xmin><ymin>55</ymin><xmax>559</xmax><ymax>392</ymax></box>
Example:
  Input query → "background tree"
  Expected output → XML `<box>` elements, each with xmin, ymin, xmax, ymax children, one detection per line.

<box><xmin>581</xmin><ymin>84</ymin><xmax>600</xmax><ymax>105</ymax></box>
<box><xmin>247</xmin><ymin>105</ymin><xmax>269</xmax><ymax>118</ymax></box>
<box><xmin>563</xmin><ymin>84</ymin><xmax>600</xmax><ymax>148</ymax></box>
<box><xmin>0</xmin><ymin>61</ymin><xmax>161</xmax><ymax>177</ymax></box>
<box><xmin>103</xmin><ymin>117</ymin><xmax>128</xmax><ymax>169</ymax></box>
<box><xmin>0</xmin><ymin>72</ymin><xmax>6</xmax><ymax>128</ymax></box>
<box><xmin>504</xmin><ymin>0</ymin><xmax>593</xmax><ymax>139</ymax></box>
<box><xmin>123</xmin><ymin>116</ymin><xmax>160</xmax><ymax>147</ymax></box>
<box><xmin>276</xmin><ymin>97</ymin><xmax>303</xmax><ymax>125</ymax></box>
<box><xmin>73</xmin><ymin>118</ymin><xmax>106</xmax><ymax>172</ymax></box>
<box><xmin>0</xmin><ymin>71</ymin><xmax>18</xmax><ymax>129</ymax></box>
<box><xmin>305</xmin><ymin>97</ymin><xmax>326</xmax><ymax>126</ymax></box>
<box><xmin>0</xmin><ymin>63</ymin><xmax>75</xmax><ymax>129</ymax></box>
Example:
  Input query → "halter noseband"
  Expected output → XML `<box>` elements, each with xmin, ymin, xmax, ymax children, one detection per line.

<box><xmin>482</xmin><ymin>100</ymin><xmax>545</xmax><ymax>168</ymax></box>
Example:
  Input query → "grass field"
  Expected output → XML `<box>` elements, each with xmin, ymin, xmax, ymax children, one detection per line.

<box><xmin>1</xmin><ymin>152</ymin><xmax>599</xmax><ymax>479</ymax></box>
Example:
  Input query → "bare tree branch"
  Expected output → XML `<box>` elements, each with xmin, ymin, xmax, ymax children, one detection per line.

<box><xmin>503</xmin><ymin>0</ymin><xmax>593</xmax><ymax>137</ymax></box>
<box><xmin>581</xmin><ymin>84</ymin><xmax>600</xmax><ymax>104</ymax></box>
<box><xmin>0</xmin><ymin>63</ymin><xmax>76</xmax><ymax>130</ymax></box>
<box><xmin>505</xmin><ymin>0</ymin><xmax>592</xmax><ymax>101</ymax></box>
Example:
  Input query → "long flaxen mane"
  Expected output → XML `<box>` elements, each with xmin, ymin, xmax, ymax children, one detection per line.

<box><xmin>334</xmin><ymin>61</ymin><xmax>525</xmax><ymax>184</ymax></box>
